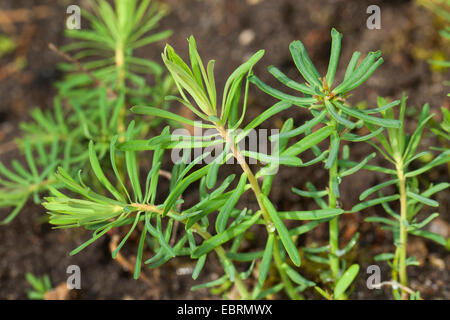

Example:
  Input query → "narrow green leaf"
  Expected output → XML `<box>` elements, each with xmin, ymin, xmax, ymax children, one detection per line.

<box><xmin>343</xmin><ymin>58</ymin><xmax>384</xmax><ymax>92</ymax></box>
<box><xmin>325</xmin><ymin>132</ymin><xmax>340</xmax><ymax>169</ymax></box>
<box><xmin>339</xmin><ymin>152</ymin><xmax>376</xmax><ymax>177</ymax></box>
<box><xmin>343</xmin><ymin>51</ymin><xmax>361</xmax><ymax>81</ymax></box>
<box><xmin>88</xmin><ymin>141</ymin><xmax>125</xmax><ymax>202</ymax></box>
<box><xmin>333</xmin><ymin>51</ymin><xmax>381</xmax><ymax>94</ymax></box>
<box><xmin>279</xmin><ymin>208</ymin><xmax>344</xmax><ymax>220</ymax></box>
<box><xmin>132</xmin><ymin>106</ymin><xmax>215</xmax><ymax>128</ymax></box>
<box><xmin>405</xmin><ymin>151</ymin><xmax>450</xmax><ymax>177</ymax></box>
<box><xmin>292</xmin><ymin>187</ymin><xmax>328</xmax><ymax>198</ymax></box>
<box><xmin>222</xmin><ymin>50</ymin><xmax>264</xmax><ymax>120</ymax></box>
<box><xmin>374</xmin><ymin>253</ymin><xmax>395</xmax><ymax>261</ymax></box>
<box><xmin>242</xmin><ymin>101</ymin><xmax>292</xmax><ymax>132</ymax></box>
<box><xmin>362</xmin><ymin>99</ymin><xmax>400</xmax><ymax>114</ymax></box>
<box><xmin>408</xmin><ymin>213</ymin><xmax>439</xmax><ymax>230</ymax></box>
<box><xmin>249</xmin><ymin>75</ymin><xmax>317</xmax><ymax>107</ymax></box>
<box><xmin>421</xmin><ymin>182</ymin><xmax>450</xmax><ymax>198</ymax></box>
<box><xmin>110</xmin><ymin>135</ymin><xmax>132</xmax><ymax>202</ymax></box>
<box><xmin>283</xmin><ymin>126</ymin><xmax>333</xmax><ymax>157</ymax></box>
<box><xmin>409</xmin><ymin>230</ymin><xmax>446</xmax><ymax>246</ymax></box>
<box><xmin>125</xmin><ymin>121</ymin><xmax>142</xmax><ymax>202</ymax></box>
<box><xmin>270</xmin><ymin>110</ymin><xmax>326</xmax><ymax>142</ymax></box>
<box><xmin>289</xmin><ymin>40</ymin><xmax>322</xmax><ymax>87</ymax></box>
<box><xmin>226</xmin><ymin>251</ymin><xmax>264</xmax><ymax>262</ymax></box>
<box><xmin>163</xmin><ymin>166</ymin><xmax>210</xmax><ymax>216</ymax></box>
<box><xmin>336</xmin><ymin>101</ymin><xmax>401</xmax><ymax>128</ymax></box>
<box><xmin>284</xmin><ymin>264</ymin><xmax>315</xmax><ymax>287</ymax></box>
<box><xmin>365</xmin><ymin>216</ymin><xmax>398</xmax><ymax>226</ymax></box>
<box><xmin>326</xmin><ymin>28</ymin><xmax>342</xmax><ymax>88</ymax></box>
<box><xmin>350</xmin><ymin>195</ymin><xmax>400</xmax><ymax>212</ymax></box>
<box><xmin>289</xmin><ymin>220</ymin><xmax>324</xmax><ymax>236</ymax></box>
<box><xmin>407</xmin><ymin>191</ymin><xmax>439</xmax><ymax>207</ymax></box>
<box><xmin>190</xmin><ymin>275</ymin><xmax>228</xmax><ymax>291</ymax></box>
<box><xmin>259</xmin><ymin>194</ymin><xmax>301</xmax><ymax>266</ymax></box>
<box><xmin>359</xmin><ymin>179</ymin><xmax>399</xmax><ymax>200</ymax></box>
<box><xmin>334</xmin><ymin>264</ymin><xmax>359</xmax><ymax>299</ymax></box>
<box><xmin>192</xmin><ymin>212</ymin><xmax>261</xmax><ymax>258</ymax></box>
<box><xmin>259</xmin><ymin>234</ymin><xmax>274</xmax><ymax>287</ymax></box>
<box><xmin>192</xmin><ymin>255</ymin><xmax>207</xmax><ymax>280</ymax></box>
<box><xmin>267</xmin><ymin>65</ymin><xmax>316</xmax><ymax>95</ymax></box>
<box><xmin>215</xmin><ymin>173</ymin><xmax>247</xmax><ymax>233</ymax></box>
<box><xmin>325</xmin><ymin>100</ymin><xmax>356</xmax><ymax>129</ymax></box>
<box><xmin>342</xmin><ymin>127</ymin><xmax>384</xmax><ymax>142</ymax></box>
<box><xmin>206</xmin><ymin>162</ymin><xmax>220</xmax><ymax>189</ymax></box>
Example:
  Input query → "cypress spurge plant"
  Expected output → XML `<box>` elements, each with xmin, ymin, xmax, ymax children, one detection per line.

<box><xmin>61</xmin><ymin>0</ymin><xmax>173</xmax><ymax>104</ymax></box>
<box><xmin>0</xmin><ymin>0</ymin><xmax>173</xmax><ymax>224</ymax></box>
<box><xmin>356</xmin><ymin>94</ymin><xmax>450</xmax><ymax>299</ymax></box>
<box><xmin>249</xmin><ymin>28</ymin><xmax>401</xmax><ymax>298</ymax></box>
<box><xmin>132</xmin><ymin>36</ymin><xmax>309</xmax><ymax>299</ymax></box>
<box><xmin>27</xmin><ymin>27</ymin><xmax>450</xmax><ymax>300</ymax></box>
<box><xmin>58</xmin><ymin>0</ymin><xmax>174</xmax><ymax>139</ymax></box>
<box><xmin>44</xmin><ymin>35</ymin><xmax>323</xmax><ymax>300</ymax></box>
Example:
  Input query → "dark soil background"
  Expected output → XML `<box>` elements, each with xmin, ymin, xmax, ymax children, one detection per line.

<box><xmin>0</xmin><ymin>0</ymin><xmax>449</xmax><ymax>300</ymax></box>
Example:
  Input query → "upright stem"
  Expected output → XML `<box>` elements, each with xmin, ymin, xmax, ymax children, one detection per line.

<box><xmin>392</xmin><ymin>247</ymin><xmax>400</xmax><ymax>297</ymax></box>
<box><xmin>216</xmin><ymin>126</ymin><xmax>300</xmax><ymax>300</ymax></box>
<box><xmin>396</xmin><ymin>162</ymin><xmax>408</xmax><ymax>300</ymax></box>
<box><xmin>115</xmin><ymin>42</ymin><xmax>127</xmax><ymax>140</ymax></box>
<box><xmin>115</xmin><ymin>43</ymin><xmax>125</xmax><ymax>88</ymax></box>
<box><xmin>328</xmin><ymin>154</ymin><xmax>340</xmax><ymax>283</ymax></box>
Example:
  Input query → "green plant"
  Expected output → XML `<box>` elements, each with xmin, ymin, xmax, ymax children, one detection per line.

<box><xmin>0</xmin><ymin>0</ymin><xmax>173</xmax><ymax>224</ymax></box>
<box><xmin>2</xmin><ymin>1</ymin><xmax>448</xmax><ymax>299</ymax></box>
<box><xmin>352</xmin><ymin>94</ymin><xmax>450</xmax><ymax>299</ymax></box>
<box><xmin>25</xmin><ymin>273</ymin><xmax>52</xmax><ymax>300</ymax></box>
<box><xmin>249</xmin><ymin>28</ymin><xmax>402</xmax><ymax>298</ymax></box>
<box><xmin>41</xmin><ymin>28</ymin><xmax>437</xmax><ymax>301</ymax></box>
<box><xmin>59</xmin><ymin>0</ymin><xmax>173</xmax><ymax>104</ymax></box>
<box><xmin>44</xmin><ymin>37</ymin><xmax>305</xmax><ymax>299</ymax></box>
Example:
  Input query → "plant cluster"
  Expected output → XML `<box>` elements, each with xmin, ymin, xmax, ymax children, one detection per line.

<box><xmin>1</xmin><ymin>1</ymin><xmax>448</xmax><ymax>300</ymax></box>
<box><xmin>0</xmin><ymin>0</ymin><xmax>174</xmax><ymax>224</ymax></box>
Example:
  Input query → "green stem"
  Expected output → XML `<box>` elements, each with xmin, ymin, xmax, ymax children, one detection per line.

<box><xmin>115</xmin><ymin>43</ymin><xmax>125</xmax><ymax>90</ymax></box>
<box><xmin>396</xmin><ymin>162</ymin><xmax>408</xmax><ymax>300</ymax></box>
<box><xmin>328</xmin><ymin>140</ymin><xmax>340</xmax><ymax>284</ymax></box>
<box><xmin>114</xmin><ymin>42</ymin><xmax>127</xmax><ymax>141</ymax></box>
<box><xmin>392</xmin><ymin>247</ymin><xmax>400</xmax><ymax>298</ymax></box>
<box><xmin>217</xmin><ymin>126</ymin><xmax>301</xmax><ymax>300</ymax></box>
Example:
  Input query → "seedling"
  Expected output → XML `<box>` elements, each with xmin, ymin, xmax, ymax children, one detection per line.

<box><xmin>355</xmin><ymin>94</ymin><xmax>450</xmax><ymax>299</ymax></box>
<box><xmin>25</xmin><ymin>273</ymin><xmax>52</xmax><ymax>300</ymax></box>
<box><xmin>0</xmin><ymin>0</ymin><xmax>173</xmax><ymax>224</ymax></box>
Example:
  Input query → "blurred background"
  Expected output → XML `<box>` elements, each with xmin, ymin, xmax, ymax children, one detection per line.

<box><xmin>0</xmin><ymin>0</ymin><xmax>448</xmax><ymax>299</ymax></box>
